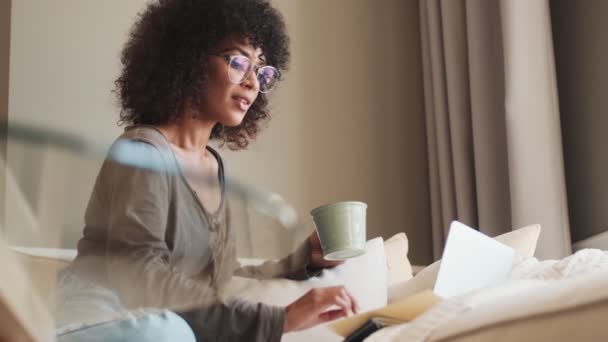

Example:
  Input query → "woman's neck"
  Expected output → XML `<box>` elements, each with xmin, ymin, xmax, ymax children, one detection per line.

<box><xmin>155</xmin><ymin>115</ymin><xmax>215</xmax><ymax>153</ymax></box>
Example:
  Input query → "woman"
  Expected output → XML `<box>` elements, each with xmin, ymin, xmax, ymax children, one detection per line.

<box><xmin>56</xmin><ymin>0</ymin><xmax>358</xmax><ymax>341</ymax></box>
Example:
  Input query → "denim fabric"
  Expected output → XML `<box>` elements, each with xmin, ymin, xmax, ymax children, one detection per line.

<box><xmin>57</xmin><ymin>310</ymin><xmax>195</xmax><ymax>342</ymax></box>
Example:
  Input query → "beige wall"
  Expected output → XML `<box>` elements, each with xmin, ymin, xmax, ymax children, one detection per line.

<box><xmin>232</xmin><ymin>0</ymin><xmax>431</xmax><ymax>262</ymax></box>
<box><xmin>6</xmin><ymin>1</ymin><xmax>147</xmax><ymax>248</ymax></box>
<box><xmin>551</xmin><ymin>0</ymin><xmax>608</xmax><ymax>242</ymax></box>
<box><xmin>8</xmin><ymin>0</ymin><xmax>139</xmax><ymax>143</ymax></box>
<box><xmin>7</xmin><ymin>1</ymin><xmax>431</xmax><ymax>263</ymax></box>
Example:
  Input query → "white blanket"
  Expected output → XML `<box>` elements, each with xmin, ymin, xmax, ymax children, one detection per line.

<box><xmin>366</xmin><ymin>248</ymin><xmax>608</xmax><ymax>341</ymax></box>
<box><xmin>510</xmin><ymin>248</ymin><xmax>608</xmax><ymax>280</ymax></box>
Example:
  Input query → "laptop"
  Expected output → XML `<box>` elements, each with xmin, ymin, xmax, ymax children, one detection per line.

<box><xmin>433</xmin><ymin>221</ymin><xmax>515</xmax><ymax>298</ymax></box>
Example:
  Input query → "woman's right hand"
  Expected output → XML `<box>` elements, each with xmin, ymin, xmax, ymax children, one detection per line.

<box><xmin>282</xmin><ymin>286</ymin><xmax>360</xmax><ymax>333</ymax></box>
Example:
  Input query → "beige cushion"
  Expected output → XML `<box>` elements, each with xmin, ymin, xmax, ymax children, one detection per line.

<box><xmin>0</xmin><ymin>235</ymin><xmax>56</xmax><ymax>342</ymax></box>
<box><xmin>384</xmin><ymin>233</ymin><xmax>413</xmax><ymax>287</ymax></box>
<box><xmin>492</xmin><ymin>224</ymin><xmax>540</xmax><ymax>258</ymax></box>
<box><xmin>389</xmin><ymin>224</ymin><xmax>541</xmax><ymax>302</ymax></box>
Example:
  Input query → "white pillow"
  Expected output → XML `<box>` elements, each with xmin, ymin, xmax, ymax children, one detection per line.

<box><xmin>226</xmin><ymin>237</ymin><xmax>388</xmax><ymax>342</ymax></box>
<box><xmin>388</xmin><ymin>224</ymin><xmax>541</xmax><ymax>302</ymax></box>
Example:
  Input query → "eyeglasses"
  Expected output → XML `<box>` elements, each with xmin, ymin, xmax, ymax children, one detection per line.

<box><xmin>211</xmin><ymin>54</ymin><xmax>281</xmax><ymax>93</ymax></box>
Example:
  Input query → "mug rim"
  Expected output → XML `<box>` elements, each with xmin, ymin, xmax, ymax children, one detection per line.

<box><xmin>310</xmin><ymin>201</ymin><xmax>367</xmax><ymax>216</ymax></box>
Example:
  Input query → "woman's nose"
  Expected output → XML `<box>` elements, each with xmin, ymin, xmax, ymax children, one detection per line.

<box><xmin>240</xmin><ymin>69</ymin><xmax>259</xmax><ymax>92</ymax></box>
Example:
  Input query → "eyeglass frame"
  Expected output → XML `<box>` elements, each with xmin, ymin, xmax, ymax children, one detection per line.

<box><xmin>209</xmin><ymin>53</ymin><xmax>281</xmax><ymax>94</ymax></box>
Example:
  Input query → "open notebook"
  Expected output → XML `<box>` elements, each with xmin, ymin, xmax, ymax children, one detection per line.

<box><xmin>330</xmin><ymin>221</ymin><xmax>515</xmax><ymax>338</ymax></box>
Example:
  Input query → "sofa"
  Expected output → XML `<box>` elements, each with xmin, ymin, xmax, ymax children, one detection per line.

<box><xmin>3</xmin><ymin>225</ymin><xmax>608</xmax><ymax>341</ymax></box>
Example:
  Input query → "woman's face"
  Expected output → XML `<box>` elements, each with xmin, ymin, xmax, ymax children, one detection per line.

<box><xmin>199</xmin><ymin>36</ymin><xmax>264</xmax><ymax>127</ymax></box>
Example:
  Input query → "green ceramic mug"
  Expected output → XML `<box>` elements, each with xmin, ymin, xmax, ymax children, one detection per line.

<box><xmin>310</xmin><ymin>201</ymin><xmax>367</xmax><ymax>260</ymax></box>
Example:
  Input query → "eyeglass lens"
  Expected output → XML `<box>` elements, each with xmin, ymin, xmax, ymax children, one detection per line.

<box><xmin>228</xmin><ymin>55</ymin><xmax>279</xmax><ymax>93</ymax></box>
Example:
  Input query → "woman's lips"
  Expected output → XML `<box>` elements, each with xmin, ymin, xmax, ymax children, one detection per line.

<box><xmin>233</xmin><ymin>96</ymin><xmax>250</xmax><ymax>111</ymax></box>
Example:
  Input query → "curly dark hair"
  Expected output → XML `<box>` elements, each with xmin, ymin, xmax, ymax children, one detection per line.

<box><xmin>115</xmin><ymin>0</ymin><xmax>290</xmax><ymax>149</ymax></box>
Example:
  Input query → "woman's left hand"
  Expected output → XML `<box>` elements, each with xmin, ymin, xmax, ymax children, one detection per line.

<box><xmin>308</xmin><ymin>231</ymin><xmax>345</xmax><ymax>269</ymax></box>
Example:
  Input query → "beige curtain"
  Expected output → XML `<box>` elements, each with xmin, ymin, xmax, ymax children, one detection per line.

<box><xmin>420</xmin><ymin>0</ymin><xmax>571</xmax><ymax>260</ymax></box>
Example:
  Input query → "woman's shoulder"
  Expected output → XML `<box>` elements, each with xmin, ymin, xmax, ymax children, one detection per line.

<box><xmin>107</xmin><ymin>125</ymin><xmax>176</xmax><ymax>172</ymax></box>
<box><xmin>119</xmin><ymin>125</ymin><xmax>170</xmax><ymax>149</ymax></box>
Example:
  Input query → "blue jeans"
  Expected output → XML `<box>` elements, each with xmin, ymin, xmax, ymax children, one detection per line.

<box><xmin>57</xmin><ymin>310</ymin><xmax>195</xmax><ymax>342</ymax></box>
